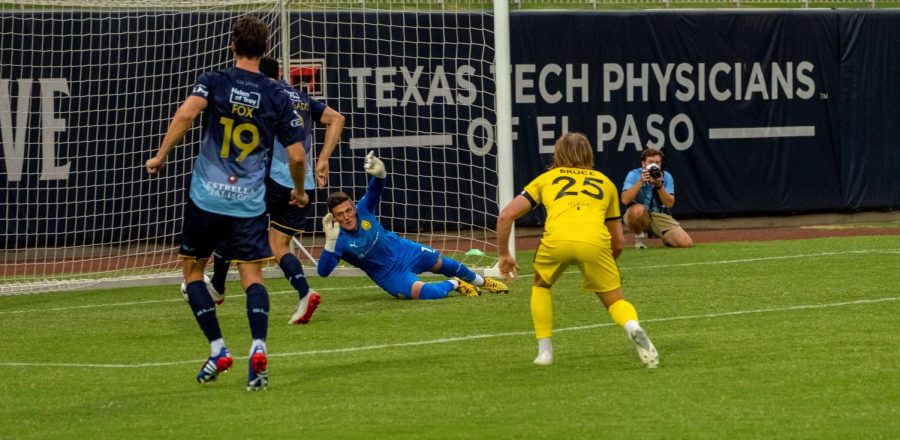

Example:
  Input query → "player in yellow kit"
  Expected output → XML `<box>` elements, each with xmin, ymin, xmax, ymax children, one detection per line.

<box><xmin>496</xmin><ymin>132</ymin><xmax>659</xmax><ymax>368</ymax></box>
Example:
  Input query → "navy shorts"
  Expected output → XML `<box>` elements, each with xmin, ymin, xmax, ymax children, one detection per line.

<box><xmin>266</xmin><ymin>178</ymin><xmax>312</xmax><ymax>235</ymax></box>
<box><xmin>179</xmin><ymin>198</ymin><xmax>272</xmax><ymax>263</ymax></box>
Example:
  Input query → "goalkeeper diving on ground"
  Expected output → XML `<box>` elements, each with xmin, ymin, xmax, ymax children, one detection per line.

<box><xmin>317</xmin><ymin>151</ymin><xmax>509</xmax><ymax>299</ymax></box>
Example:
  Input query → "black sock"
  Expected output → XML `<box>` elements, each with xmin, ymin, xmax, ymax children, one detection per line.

<box><xmin>186</xmin><ymin>281</ymin><xmax>222</xmax><ymax>342</ymax></box>
<box><xmin>245</xmin><ymin>283</ymin><xmax>269</xmax><ymax>340</ymax></box>
<box><xmin>278</xmin><ymin>253</ymin><xmax>310</xmax><ymax>299</ymax></box>
<box><xmin>210</xmin><ymin>254</ymin><xmax>230</xmax><ymax>294</ymax></box>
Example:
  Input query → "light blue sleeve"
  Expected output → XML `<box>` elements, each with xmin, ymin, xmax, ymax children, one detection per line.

<box><xmin>663</xmin><ymin>171</ymin><xmax>675</xmax><ymax>194</ymax></box>
<box><xmin>623</xmin><ymin>168</ymin><xmax>641</xmax><ymax>191</ymax></box>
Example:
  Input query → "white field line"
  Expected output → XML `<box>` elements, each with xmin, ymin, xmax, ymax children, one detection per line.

<box><xmin>2</xmin><ymin>248</ymin><xmax>897</xmax><ymax>316</ymax></box>
<box><xmin>1</xmin><ymin>248</ymin><xmax>898</xmax><ymax>368</ymax></box>
<box><xmin>1</xmin><ymin>296</ymin><xmax>897</xmax><ymax>369</ymax></box>
<box><xmin>0</xmin><ymin>285</ymin><xmax>380</xmax><ymax>315</ymax></box>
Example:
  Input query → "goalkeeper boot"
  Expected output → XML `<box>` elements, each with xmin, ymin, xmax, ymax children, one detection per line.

<box><xmin>246</xmin><ymin>346</ymin><xmax>269</xmax><ymax>391</ymax></box>
<box><xmin>481</xmin><ymin>277</ymin><xmax>510</xmax><ymax>294</ymax></box>
<box><xmin>181</xmin><ymin>274</ymin><xmax>225</xmax><ymax>305</ymax></box>
<box><xmin>627</xmin><ymin>327</ymin><xmax>659</xmax><ymax>368</ymax></box>
<box><xmin>454</xmin><ymin>278</ymin><xmax>480</xmax><ymax>297</ymax></box>
<box><xmin>196</xmin><ymin>347</ymin><xmax>233</xmax><ymax>383</ymax></box>
<box><xmin>288</xmin><ymin>291</ymin><xmax>321</xmax><ymax>325</ymax></box>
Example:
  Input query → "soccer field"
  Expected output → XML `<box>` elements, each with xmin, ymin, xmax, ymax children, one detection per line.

<box><xmin>1</xmin><ymin>235</ymin><xmax>898</xmax><ymax>439</ymax></box>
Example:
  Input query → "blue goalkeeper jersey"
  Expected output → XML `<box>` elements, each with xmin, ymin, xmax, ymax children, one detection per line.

<box><xmin>187</xmin><ymin>67</ymin><xmax>305</xmax><ymax>217</ymax></box>
<box><xmin>317</xmin><ymin>176</ymin><xmax>422</xmax><ymax>284</ymax></box>
<box><xmin>268</xmin><ymin>82</ymin><xmax>327</xmax><ymax>190</ymax></box>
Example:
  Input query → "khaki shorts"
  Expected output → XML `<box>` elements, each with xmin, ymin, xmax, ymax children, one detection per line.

<box><xmin>533</xmin><ymin>239</ymin><xmax>621</xmax><ymax>293</ymax></box>
<box><xmin>647</xmin><ymin>212</ymin><xmax>682</xmax><ymax>237</ymax></box>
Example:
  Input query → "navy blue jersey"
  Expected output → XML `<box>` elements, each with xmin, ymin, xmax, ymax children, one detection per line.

<box><xmin>188</xmin><ymin>67</ymin><xmax>305</xmax><ymax>217</ymax></box>
<box><xmin>269</xmin><ymin>82</ymin><xmax>327</xmax><ymax>190</ymax></box>
<box><xmin>317</xmin><ymin>176</ymin><xmax>425</xmax><ymax>285</ymax></box>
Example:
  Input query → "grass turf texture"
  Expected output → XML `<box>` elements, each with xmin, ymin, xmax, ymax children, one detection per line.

<box><xmin>1</xmin><ymin>235</ymin><xmax>898</xmax><ymax>439</ymax></box>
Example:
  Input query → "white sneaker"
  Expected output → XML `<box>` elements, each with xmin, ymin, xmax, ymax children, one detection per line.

<box><xmin>628</xmin><ymin>327</ymin><xmax>659</xmax><ymax>368</ymax></box>
<box><xmin>533</xmin><ymin>351</ymin><xmax>553</xmax><ymax>366</ymax></box>
<box><xmin>634</xmin><ymin>233</ymin><xmax>647</xmax><ymax>250</ymax></box>
<box><xmin>288</xmin><ymin>291</ymin><xmax>321</xmax><ymax>325</ymax></box>
<box><xmin>181</xmin><ymin>274</ymin><xmax>225</xmax><ymax>305</ymax></box>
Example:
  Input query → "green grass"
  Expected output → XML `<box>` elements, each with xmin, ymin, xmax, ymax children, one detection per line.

<box><xmin>2</xmin><ymin>235</ymin><xmax>899</xmax><ymax>439</ymax></box>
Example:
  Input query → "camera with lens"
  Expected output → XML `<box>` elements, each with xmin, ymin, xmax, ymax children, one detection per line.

<box><xmin>645</xmin><ymin>163</ymin><xmax>662</xmax><ymax>180</ymax></box>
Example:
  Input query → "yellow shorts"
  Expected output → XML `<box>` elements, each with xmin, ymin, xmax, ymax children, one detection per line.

<box><xmin>532</xmin><ymin>239</ymin><xmax>621</xmax><ymax>293</ymax></box>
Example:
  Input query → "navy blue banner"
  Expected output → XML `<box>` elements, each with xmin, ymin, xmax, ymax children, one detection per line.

<box><xmin>2</xmin><ymin>10</ymin><xmax>899</xmax><ymax>248</ymax></box>
<box><xmin>508</xmin><ymin>11</ymin><xmax>845</xmax><ymax>223</ymax></box>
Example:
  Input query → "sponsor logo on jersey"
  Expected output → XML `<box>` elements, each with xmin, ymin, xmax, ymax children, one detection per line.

<box><xmin>192</xmin><ymin>84</ymin><xmax>208</xmax><ymax>97</ymax></box>
<box><xmin>228</xmin><ymin>175</ymin><xmax>237</xmax><ymax>184</ymax></box>
<box><xmin>229</xmin><ymin>87</ymin><xmax>261</xmax><ymax>108</ymax></box>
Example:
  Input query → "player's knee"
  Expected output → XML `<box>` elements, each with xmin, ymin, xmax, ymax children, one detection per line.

<box><xmin>268</xmin><ymin>231</ymin><xmax>293</xmax><ymax>258</ymax></box>
<box><xmin>533</xmin><ymin>273</ymin><xmax>552</xmax><ymax>288</ymax></box>
<box><xmin>430</xmin><ymin>255</ymin><xmax>443</xmax><ymax>272</ymax></box>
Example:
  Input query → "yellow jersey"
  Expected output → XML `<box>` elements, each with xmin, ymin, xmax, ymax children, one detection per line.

<box><xmin>522</xmin><ymin>166</ymin><xmax>621</xmax><ymax>247</ymax></box>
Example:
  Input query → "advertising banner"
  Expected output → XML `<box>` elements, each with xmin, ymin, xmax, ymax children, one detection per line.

<box><xmin>2</xmin><ymin>10</ymin><xmax>899</xmax><ymax>248</ymax></box>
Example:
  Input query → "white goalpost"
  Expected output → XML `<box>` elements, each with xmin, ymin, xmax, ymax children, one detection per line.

<box><xmin>0</xmin><ymin>0</ymin><xmax>513</xmax><ymax>294</ymax></box>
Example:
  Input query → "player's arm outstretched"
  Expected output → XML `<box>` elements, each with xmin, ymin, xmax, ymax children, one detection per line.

<box><xmin>496</xmin><ymin>194</ymin><xmax>533</xmax><ymax>283</ymax></box>
<box><xmin>146</xmin><ymin>95</ymin><xmax>206</xmax><ymax>174</ymax></box>
<box><xmin>357</xmin><ymin>151</ymin><xmax>387</xmax><ymax>214</ymax></box>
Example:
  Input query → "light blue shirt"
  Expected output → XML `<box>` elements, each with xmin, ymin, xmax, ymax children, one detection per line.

<box><xmin>268</xmin><ymin>81</ymin><xmax>327</xmax><ymax>190</ymax></box>
<box><xmin>622</xmin><ymin>167</ymin><xmax>675</xmax><ymax>214</ymax></box>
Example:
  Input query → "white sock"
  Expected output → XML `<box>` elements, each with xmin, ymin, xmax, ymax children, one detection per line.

<box><xmin>635</xmin><ymin>232</ymin><xmax>646</xmax><ymax>239</ymax></box>
<box><xmin>538</xmin><ymin>337</ymin><xmax>553</xmax><ymax>355</ymax></box>
<box><xmin>472</xmin><ymin>274</ymin><xmax>485</xmax><ymax>286</ymax></box>
<box><xmin>624</xmin><ymin>320</ymin><xmax>641</xmax><ymax>335</ymax></box>
<box><xmin>449</xmin><ymin>279</ymin><xmax>460</xmax><ymax>288</ymax></box>
<box><xmin>210</xmin><ymin>338</ymin><xmax>226</xmax><ymax>356</ymax></box>
<box><xmin>250</xmin><ymin>339</ymin><xmax>267</xmax><ymax>355</ymax></box>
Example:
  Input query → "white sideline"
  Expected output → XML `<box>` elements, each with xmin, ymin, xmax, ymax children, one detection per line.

<box><xmin>1</xmin><ymin>248</ymin><xmax>898</xmax><ymax>368</ymax></box>
<box><xmin>1</xmin><ymin>296</ymin><xmax>897</xmax><ymax>369</ymax></box>
<box><xmin>0</xmin><ymin>285</ymin><xmax>379</xmax><ymax>315</ymax></box>
<box><xmin>3</xmin><ymin>248</ymin><xmax>896</xmax><ymax>316</ymax></box>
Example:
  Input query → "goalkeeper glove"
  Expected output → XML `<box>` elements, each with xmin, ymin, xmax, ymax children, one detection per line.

<box><xmin>322</xmin><ymin>213</ymin><xmax>340</xmax><ymax>253</ymax></box>
<box><xmin>364</xmin><ymin>150</ymin><xmax>387</xmax><ymax>178</ymax></box>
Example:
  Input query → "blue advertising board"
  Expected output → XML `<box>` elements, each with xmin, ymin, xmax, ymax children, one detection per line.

<box><xmin>2</xmin><ymin>10</ymin><xmax>899</xmax><ymax>248</ymax></box>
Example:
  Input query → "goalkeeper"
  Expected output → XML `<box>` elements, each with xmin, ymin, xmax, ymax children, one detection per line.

<box><xmin>317</xmin><ymin>151</ymin><xmax>509</xmax><ymax>299</ymax></box>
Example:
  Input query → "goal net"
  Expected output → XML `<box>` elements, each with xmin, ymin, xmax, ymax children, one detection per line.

<box><xmin>0</xmin><ymin>1</ymin><xmax>502</xmax><ymax>295</ymax></box>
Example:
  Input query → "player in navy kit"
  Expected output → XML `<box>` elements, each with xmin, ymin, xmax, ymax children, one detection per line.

<box><xmin>317</xmin><ymin>152</ymin><xmax>510</xmax><ymax>300</ymax></box>
<box><xmin>208</xmin><ymin>56</ymin><xmax>345</xmax><ymax>326</ymax></box>
<box><xmin>146</xmin><ymin>16</ymin><xmax>307</xmax><ymax>391</ymax></box>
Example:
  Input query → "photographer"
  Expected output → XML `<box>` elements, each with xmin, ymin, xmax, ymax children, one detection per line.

<box><xmin>621</xmin><ymin>149</ymin><xmax>693</xmax><ymax>249</ymax></box>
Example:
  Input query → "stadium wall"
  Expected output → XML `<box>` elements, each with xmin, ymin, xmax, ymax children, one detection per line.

<box><xmin>505</xmin><ymin>10</ymin><xmax>900</xmax><ymax>224</ymax></box>
<box><xmin>1</xmin><ymin>10</ymin><xmax>898</xmax><ymax>247</ymax></box>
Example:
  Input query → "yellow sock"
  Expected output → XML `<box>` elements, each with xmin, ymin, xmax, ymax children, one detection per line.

<box><xmin>607</xmin><ymin>299</ymin><xmax>639</xmax><ymax>327</ymax></box>
<box><xmin>530</xmin><ymin>286</ymin><xmax>553</xmax><ymax>339</ymax></box>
